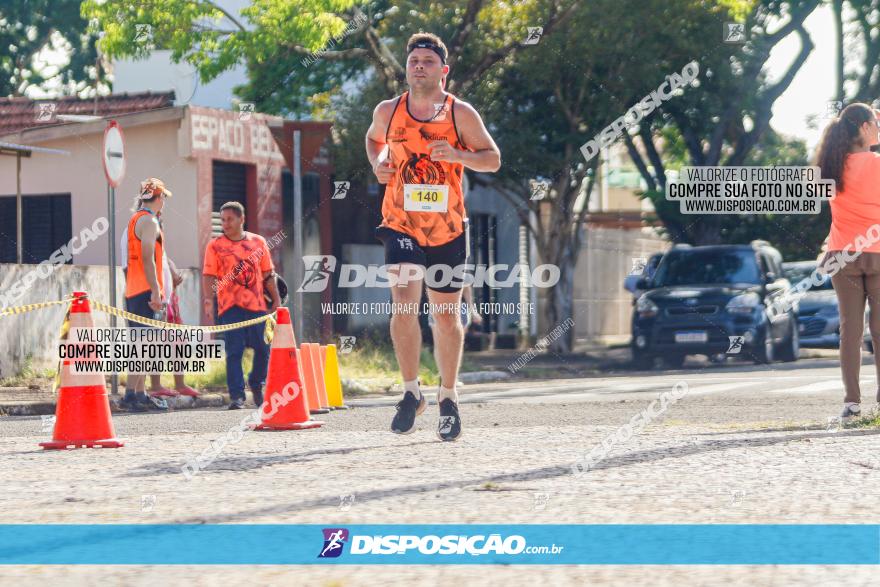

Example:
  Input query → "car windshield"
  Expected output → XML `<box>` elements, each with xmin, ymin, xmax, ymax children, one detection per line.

<box><xmin>652</xmin><ymin>249</ymin><xmax>762</xmax><ymax>287</ymax></box>
<box><xmin>783</xmin><ymin>264</ymin><xmax>833</xmax><ymax>291</ymax></box>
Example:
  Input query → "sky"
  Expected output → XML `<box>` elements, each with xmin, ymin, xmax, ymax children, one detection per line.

<box><xmin>766</xmin><ymin>3</ymin><xmax>837</xmax><ymax>153</ymax></box>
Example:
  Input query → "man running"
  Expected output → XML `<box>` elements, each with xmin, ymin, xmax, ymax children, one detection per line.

<box><xmin>365</xmin><ymin>33</ymin><xmax>501</xmax><ymax>441</ymax></box>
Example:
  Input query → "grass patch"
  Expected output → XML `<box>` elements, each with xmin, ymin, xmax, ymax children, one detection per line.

<box><xmin>337</xmin><ymin>334</ymin><xmax>440</xmax><ymax>390</ymax></box>
<box><xmin>0</xmin><ymin>356</ymin><xmax>56</xmax><ymax>388</ymax></box>
<box><xmin>847</xmin><ymin>413</ymin><xmax>880</xmax><ymax>429</ymax></box>
<box><xmin>336</xmin><ymin>333</ymin><xmax>479</xmax><ymax>392</ymax></box>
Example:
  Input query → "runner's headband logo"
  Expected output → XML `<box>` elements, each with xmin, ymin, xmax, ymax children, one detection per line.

<box><xmin>408</xmin><ymin>41</ymin><xmax>446</xmax><ymax>63</ymax></box>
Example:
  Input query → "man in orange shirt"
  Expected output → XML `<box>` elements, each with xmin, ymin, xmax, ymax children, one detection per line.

<box><xmin>365</xmin><ymin>33</ymin><xmax>501</xmax><ymax>441</ymax></box>
<box><xmin>202</xmin><ymin>202</ymin><xmax>281</xmax><ymax>409</ymax></box>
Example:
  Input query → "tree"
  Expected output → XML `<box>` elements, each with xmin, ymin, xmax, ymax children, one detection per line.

<box><xmin>0</xmin><ymin>0</ymin><xmax>105</xmax><ymax>97</ymax></box>
<box><xmin>86</xmin><ymin>0</ymin><xmax>588</xmax><ymax>349</ymax></box>
<box><xmin>87</xmin><ymin>0</ymin><xmax>796</xmax><ymax>351</ymax></box>
<box><xmin>84</xmin><ymin>0</ymin><xmax>580</xmax><ymax>116</ymax></box>
<box><xmin>318</xmin><ymin>0</ymin><xmax>715</xmax><ymax>352</ymax></box>
<box><xmin>626</xmin><ymin>0</ymin><xmax>820</xmax><ymax>245</ymax></box>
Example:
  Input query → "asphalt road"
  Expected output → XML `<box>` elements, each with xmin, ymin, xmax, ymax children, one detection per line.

<box><xmin>2</xmin><ymin>355</ymin><xmax>879</xmax><ymax>586</ymax></box>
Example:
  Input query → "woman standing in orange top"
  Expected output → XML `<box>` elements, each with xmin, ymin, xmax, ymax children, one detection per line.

<box><xmin>816</xmin><ymin>103</ymin><xmax>880</xmax><ymax>419</ymax></box>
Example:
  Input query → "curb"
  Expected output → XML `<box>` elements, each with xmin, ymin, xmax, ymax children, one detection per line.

<box><xmin>120</xmin><ymin>393</ymin><xmax>228</xmax><ymax>411</ymax></box>
<box><xmin>459</xmin><ymin>370</ymin><xmax>512</xmax><ymax>384</ymax></box>
<box><xmin>0</xmin><ymin>392</ymin><xmax>228</xmax><ymax>417</ymax></box>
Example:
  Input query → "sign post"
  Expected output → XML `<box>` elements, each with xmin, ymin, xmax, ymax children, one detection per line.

<box><xmin>293</xmin><ymin>130</ymin><xmax>304</xmax><ymax>339</ymax></box>
<box><xmin>102</xmin><ymin>121</ymin><xmax>126</xmax><ymax>395</ymax></box>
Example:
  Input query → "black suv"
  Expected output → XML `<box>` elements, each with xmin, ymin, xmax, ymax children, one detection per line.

<box><xmin>631</xmin><ymin>242</ymin><xmax>799</xmax><ymax>368</ymax></box>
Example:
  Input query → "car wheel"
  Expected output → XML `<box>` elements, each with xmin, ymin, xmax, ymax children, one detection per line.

<box><xmin>632</xmin><ymin>349</ymin><xmax>655</xmax><ymax>370</ymax></box>
<box><xmin>753</xmin><ymin>326</ymin><xmax>775</xmax><ymax>364</ymax></box>
<box><xmin>708</xmin><ymin>353</ymin><xmax>727</xmax><ymax>364</ymax></box>
<box><xmin>663</xmin><ymin>354</ymin><xmax>686</xmax><ymax>369</ymax></box>
<box><xmin>777</xmin><ymin>319</ymin><xmax>799</xmax><ymax>362</ymax></box>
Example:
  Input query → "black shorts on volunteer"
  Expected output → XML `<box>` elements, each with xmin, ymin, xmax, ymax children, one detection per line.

<box><xmin>125</xmin><ymin>290</ymin><xmax>154</xmax><ymax>328</ymax></box>
<box><xmin>375</xmin><ymin>225</ymin><xmax>470</xmax><ymax>293</ymax></box>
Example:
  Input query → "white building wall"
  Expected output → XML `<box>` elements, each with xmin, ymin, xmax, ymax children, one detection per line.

<box><xmin>0</xmin><ymin>117</ymin><xmax>200</xmax><ymax>269</ymax></box>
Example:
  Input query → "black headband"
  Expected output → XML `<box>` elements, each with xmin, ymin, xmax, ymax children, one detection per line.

<box><xmin>408</xmin><ymin>41</ymin><xmax>446</xmax><ymax>64</ymax></box>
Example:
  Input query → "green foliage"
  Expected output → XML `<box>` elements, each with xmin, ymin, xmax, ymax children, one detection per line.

<box><xmin>82</xmin><ymin>0</ymin><xmax>359</xmax><ymax>85</ymax></box>
<box><xmin>642</xmin><ymin>128</ymin><xmax>825</xmax><ymax>261</ymax></box>
<box><xmin>0</xmin><ymin>0</ymin><xmax>104</xmax><ymax>97</ymax></box>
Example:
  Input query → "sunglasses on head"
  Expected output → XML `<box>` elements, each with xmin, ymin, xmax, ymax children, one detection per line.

<box><xmin>141</xmin><ymin>184</ymin><xmax>164</xmax><ymax>198</ymax></box>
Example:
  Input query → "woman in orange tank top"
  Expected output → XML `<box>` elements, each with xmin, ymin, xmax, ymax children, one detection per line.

<box><xmin>816</xmin><ymin>103</ymin><xmax>880</xmax><ymax>419</ymax></box>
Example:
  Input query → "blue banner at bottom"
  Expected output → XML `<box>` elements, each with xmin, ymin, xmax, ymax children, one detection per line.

<box><xmin>0</xmin><ymin>524</ymin><xmax>877</xmax><ymax>565</ymax></box>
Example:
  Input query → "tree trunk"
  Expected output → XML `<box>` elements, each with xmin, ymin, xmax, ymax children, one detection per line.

<box><xmin>833</xmin><ymin>0</ymin><xmax>844</xmax><ymax>101</ymax></box>
<box><xmin>544</xmin><ymin>245</ymin><xmax>576</xmax><ymax>354</ymax></box>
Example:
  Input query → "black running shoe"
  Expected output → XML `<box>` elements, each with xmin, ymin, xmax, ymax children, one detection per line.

<box><xmin>391</xmin><ymin>391</ymin><xmax>426</xmax><ymax>434</ymax></box>
<box><xmin>119</xmin><ymin>392</ymin><xmax>145</xmax><ymax>412</ymax></box>
<box><xmin>437</xmin><ymin>398</ymin><xmax>462</xmax><ymax>442</ymax></box>
<box><xmin>228</xmin><ymin>398</ymin><xmax>246</xmax><ymax>410</ymax></box>
<box><xmin>251</xmin><ymin>387</ymin><xmax>264</xmax><ymax>408</ymax></box>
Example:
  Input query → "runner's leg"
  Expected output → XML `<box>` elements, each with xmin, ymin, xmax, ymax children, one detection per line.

<box><xmin>389</xmin><ymin>264</ymin><xmax>424</xmax><ymax>382</ymax></box>
<box><xmin>427</xmin><ymin>288</ymin><xmax>464</xmax><ymax>398</ymax></box>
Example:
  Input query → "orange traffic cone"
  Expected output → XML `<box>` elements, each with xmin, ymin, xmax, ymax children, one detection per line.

<box><xmin>307</xmin><ymin>343</ymin><xmax>332</xmax><ymax>410</ymax></box>
<box><xmin>299</xmin><ymin>344</ymin><xmax>330</xmax><ymax>415</ymax></box>
<box><xmin>254</xmin><ymin>307</ymin><xmax>322</xmax><ymax>430</ymax></box>
<box><xmin>40</xmin><ymin>292</ymin><xmax>123</xmax><ymax>449</ymax></box>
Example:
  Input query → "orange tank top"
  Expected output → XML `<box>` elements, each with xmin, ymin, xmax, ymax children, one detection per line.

<box><xmin>380</xmin><ymin>91</ymin><xmax>468</xmax><ymax>247</ymax></box>
<box><xmin>124</xmin><ymin>209</ymin><xmax>164</xmax><ymax>298</ymax></box>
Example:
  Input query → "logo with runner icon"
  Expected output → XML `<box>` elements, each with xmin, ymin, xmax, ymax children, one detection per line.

<box><xmin>318</xmin><ymin>528</ymin><xmax>349</xmax><ymax>558</ymax></box>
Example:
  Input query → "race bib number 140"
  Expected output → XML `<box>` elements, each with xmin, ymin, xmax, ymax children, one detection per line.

<box><xmin>404</xmin><ymin>184</ymin><xmax>449</xmax><ymax>213</ymax></box>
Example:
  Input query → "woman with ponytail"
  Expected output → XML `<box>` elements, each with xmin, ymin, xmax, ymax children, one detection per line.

<box><xmin>815</xmin><ymin>102</ymin><xmax>880</xmax><ymax>419</ymax></box>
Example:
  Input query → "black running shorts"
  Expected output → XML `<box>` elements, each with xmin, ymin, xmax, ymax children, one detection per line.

<box><xmin>375</xmin><ymin>226</ymin><xmax>469</xmax><ymax>293</ymax></box>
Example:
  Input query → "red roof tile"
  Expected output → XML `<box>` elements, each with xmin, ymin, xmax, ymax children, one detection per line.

<box><xmin>0</xmin><ymin>91</ymin><xmax>176</xmax><ymax>136</ymax></box>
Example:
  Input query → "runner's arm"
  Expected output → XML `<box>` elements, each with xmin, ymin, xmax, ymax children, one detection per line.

<box><xmin>169</xmin><ymin>258</ymin><xmax>184</xmax><ymax>288</ymax></box>
<box><xmin>366</xmin><ymin>100</ymin><xmax>396</xmax><ymax>182</ymax></box>
<box><xmin>449</xmin><ymin>101</ymin><xmax>501</xmax><ymax>172</ymax></box>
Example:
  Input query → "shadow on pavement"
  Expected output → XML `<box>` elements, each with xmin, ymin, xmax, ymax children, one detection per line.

<box><xmin>162</xmin><ymin>427</ymin><xmax>880</xmax><ymax>524</ymax></box>
<box><xmin>125</xmin><ymin>440</ymin><xmax>437</xmax><ymax>477</ymax></box>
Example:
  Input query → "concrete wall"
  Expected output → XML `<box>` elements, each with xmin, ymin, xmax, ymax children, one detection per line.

<box><xmin>0</xmin><ymin>263</ymin><xmax>200</xmax><ymax>379</ymax></box>
<box><xmin>0</xmin><ymin>117</ymin><xmax>201</xmax><ymax>269</ymax></box>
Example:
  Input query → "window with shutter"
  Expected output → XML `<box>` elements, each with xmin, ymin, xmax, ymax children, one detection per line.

<box><xmin>0</xmin><ymin>193</ymin><xmax>71</xmax><ymax>264</ymax></box>
<box><xmin>211</xmin><ymin>161</ymin><xmax>248</xmax><ymax>237</ymax></box>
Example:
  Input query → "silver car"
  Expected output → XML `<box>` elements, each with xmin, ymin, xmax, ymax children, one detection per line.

<box><xmin>782</xmin><ymin>261</ymin><xmax>872</xmax><ymax>350</ymax></box>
